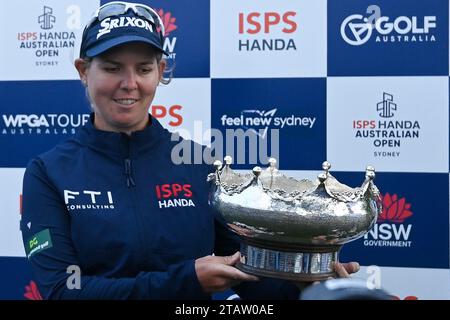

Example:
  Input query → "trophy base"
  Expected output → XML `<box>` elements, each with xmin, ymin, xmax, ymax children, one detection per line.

<box><xmin>237</xmin><ymin>241</ymin><xmax>340</xmax><ymax>282</ymax></box>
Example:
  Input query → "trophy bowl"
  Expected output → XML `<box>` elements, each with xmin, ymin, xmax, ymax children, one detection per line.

<box><xmin>207</xmin><ymin>157</ymin><xmax>382</xmax><ymax>282</ymax></box>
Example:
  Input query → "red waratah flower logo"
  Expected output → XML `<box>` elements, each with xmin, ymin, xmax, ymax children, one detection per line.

<box><xmin>24</xmin><ymin>280</ymin><xmax>43</xmax><ymax>300</ymax></box>
<box><xmin>157</xmin><ymin>9</ymin><xmax>177</xmax><ymax>36</ymax></box>
<box><xmin>378</xmin><ymin>193</ymin><xmax>413</xmax><ymax>223</ymax></box>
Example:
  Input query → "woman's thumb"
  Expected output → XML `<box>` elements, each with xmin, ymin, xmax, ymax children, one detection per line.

<box><xmin>222</xmin><ymin>251</ymin><xmax>241</xmax><ymax>265</ymax></box>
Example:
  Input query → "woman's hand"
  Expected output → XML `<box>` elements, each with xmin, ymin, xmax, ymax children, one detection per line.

<box><xmin>334</xmin><ymin>261</ymin><xmax>360</xmax><ymax>278</ymax></box>
<box><xmin>293</xmin><ymin>261</ymin><xmax>361</xmax><ymax>290</ymax></box>
<box><xmin>195</xmin><ymin>251</ymin><xmax>259</xmax><ymax>293</ymax></box>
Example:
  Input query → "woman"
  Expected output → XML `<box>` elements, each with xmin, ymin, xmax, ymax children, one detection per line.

<box><xmin>21</xmin><ymin>1</ymin><xmax>358</xmax><ymax>299</ymax></box>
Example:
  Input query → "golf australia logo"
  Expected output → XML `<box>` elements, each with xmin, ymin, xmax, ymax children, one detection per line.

<box><xmin>341</xmin><ymin>5</ymin><xmax>436</xmax><ymax>46</ymax></box>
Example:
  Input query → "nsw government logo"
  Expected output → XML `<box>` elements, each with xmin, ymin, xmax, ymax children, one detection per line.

<box><xmin>352</xmin><ymin>93</ymin><xmax>420</xmax><ymax>158</ymax></box>
<box><xmin>364</xmin><ymin>193</ymin><xmax>413</xmax><ymax>248</ymax></box>
<box><xmin>1</xmin><ymin>114</ymin><xmax>90</xmax><ymax>136</ymax></box>
<box><xmin>157</xmin><ymin>8</ymin><xmax>178</xmax><ymax>59</ymax></box>
<box><xmin>238</xmin><ymin>11</ymin><xmax>297</xmax><ymax>51</ymax></box>
<box><xmin>341</xmin><ymin>5</ymin><xmax>436</xmax><ymax>46</ymax></box>
<box><xmin>17</xmin><ymin>5</ymin><xmax>80</xmax><ymax>67</ymax></box>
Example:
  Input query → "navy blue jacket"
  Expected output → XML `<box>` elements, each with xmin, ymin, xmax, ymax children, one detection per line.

<box><xmin>21</xmin><ymin>114</ymin><xmax>299</xmax><ymax>299</ymax></box>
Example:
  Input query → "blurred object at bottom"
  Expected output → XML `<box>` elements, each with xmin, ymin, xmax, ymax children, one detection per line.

<box><xmin>300</xmin><ymin>278</ymin><xmax>393</xmax><ymax>300</ymax></box>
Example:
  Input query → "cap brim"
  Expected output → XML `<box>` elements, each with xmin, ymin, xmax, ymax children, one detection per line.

<box><xmin>85</xmin><ymin>35</ymin><xmax>168</xmax><ymax>57</ymax></box>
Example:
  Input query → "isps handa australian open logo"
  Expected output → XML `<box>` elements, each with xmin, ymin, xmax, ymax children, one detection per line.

<box><xmin>352</xmin><ymin>92</ymin><xmax>421</xmax><ymax>158</ymax></box>
<box><xmin>17</xmin><ymin>5</ymin><xmax>78</xmax><ymax>67</ymax></box>
<box><xmin>363</xmin><ymin>193</ymin><xmax>413</xmax><ymax>248</ymax></box>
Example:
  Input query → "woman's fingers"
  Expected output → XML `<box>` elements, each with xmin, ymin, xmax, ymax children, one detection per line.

<box><xmin>342</xmin><ymin>262</ymin><xmax>360</xmax><ymax>274</ymax></box>
<box><xmin>223</xmin><ymin>264</ymin><xmax>259</xmax><ymax>282</ymax></box>
<box><xmin>195</xmin><ymin>252</ymin><xmax>259</xmax><ymax>293</ymax></box>
<box><xmin>220</xmin><ymin>251</ymin><xmax>241</xmax><ymax>266</ymax></box>
<box><xmin>334</xmin><ymin>261</ymin><xmax>360</xmax><ymax>278</ymax></box>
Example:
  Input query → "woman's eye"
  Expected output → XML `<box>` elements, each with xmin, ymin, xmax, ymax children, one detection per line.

<box><xmin>104</xmin><ymin>67</ymin><xmax>119</xmax><ymax>72</ymax></box>
<box><xmin>140</xmin><ymin>68</ymin><xmax>152</xmax><ymax>74</ymax></box>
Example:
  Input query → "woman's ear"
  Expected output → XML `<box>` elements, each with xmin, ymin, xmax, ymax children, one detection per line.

<box><xmin>74</xmin><ymin>58</ymin><xmax>88</xmax><ymax>85</ymax></box>
<box><xmin>158</xmin><ymin>59</ymin><xmax>167</xmax><ymax>81</ymax></box>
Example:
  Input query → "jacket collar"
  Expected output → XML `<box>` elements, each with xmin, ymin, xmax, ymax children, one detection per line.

<box><xmin>77</xmin><ymin>113</ymin><xmax>171</xmax><ymax>157</ymax></box>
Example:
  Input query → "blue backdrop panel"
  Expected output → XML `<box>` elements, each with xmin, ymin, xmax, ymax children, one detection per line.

<box><xmin>211</xmin><ymin>78</ymin><xmax>326</xmax><ymax>170</ymax></box>
<box><xmin>328</xmin><ymin>0</ymin><xmax>449</xmax><ymax>76</ymax></box>
<box><xmin>0</xmin><ymin>81</ymin><xmax>90</xmax><ymax>167</ymax></box>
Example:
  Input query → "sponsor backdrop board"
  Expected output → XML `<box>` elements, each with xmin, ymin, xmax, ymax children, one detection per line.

<box><xmin>0</xmin><ymin>0</ymin><xmax>449</xmax><ymax>300</ymax></box>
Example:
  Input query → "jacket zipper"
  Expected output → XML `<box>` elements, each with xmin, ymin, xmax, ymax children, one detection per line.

<box><xmin>124</xmin><ymin>139</ymin><xmax>148</xmax><ymax>263</ymax></box>
<box><xmin>124</xmin><ymin>158</ymin><xmax>136</xmax><ymax>188</ymax></box>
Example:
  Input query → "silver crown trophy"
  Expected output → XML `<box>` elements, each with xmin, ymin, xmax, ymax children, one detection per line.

<box><xmin>207</xmin><ymin>157</ymin><xmax>382</xmax><ymax>282</ymax></box>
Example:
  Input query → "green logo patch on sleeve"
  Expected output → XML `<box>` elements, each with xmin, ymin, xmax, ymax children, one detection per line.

<box><xmin>26</xmin><ymin>229</ymin><xmax>53</xmax><ymax>259</ymax></box>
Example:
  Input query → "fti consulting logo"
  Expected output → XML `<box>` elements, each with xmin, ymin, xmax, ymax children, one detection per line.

<box><xmin>352</xmin><ymin>92</ymin><xmax>420</xmax><ymax>158</ymax></box>
<box><xmin>364</xmin><ymin>193</ymin><xmax>413</xmax><ymax>248</ymax></box>
<box><xmin>64</xmin><ymin>189</ymin><xmax>115</xmax><ymax>212</ymax></box>
<box><xmin>328</xmin><ymin>0</ymin><xmax>448</xmax><ymax>75</ymax></box>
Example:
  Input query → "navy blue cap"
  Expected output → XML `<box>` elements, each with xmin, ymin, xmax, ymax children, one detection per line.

<box><xmin>80</xmin><ymin>9</ymin><xmax>167</xmax><ymax>58</ymax></box>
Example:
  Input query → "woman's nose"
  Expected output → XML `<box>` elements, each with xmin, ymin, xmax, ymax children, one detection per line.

<box><xmin>120</xmin><ymin>69</ymin><xmax>138</xmax><ymax>91</ymax></box>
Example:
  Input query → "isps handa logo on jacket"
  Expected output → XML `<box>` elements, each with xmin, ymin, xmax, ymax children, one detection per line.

<box><xmin>155</xmin><ymin>183</ymin><xmax>195</xmax><ymax>209</ymax></box>
<box><xmin>363</xmin><ymin>193</ymin><xmax>413</xmax><ymax>248</ymax></box>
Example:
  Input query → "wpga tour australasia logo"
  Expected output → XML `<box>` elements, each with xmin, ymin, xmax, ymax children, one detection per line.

<box><xmin>1</xmin><ymin>114</ymin><xmax>89</xmax><ymax>136</ymax></box>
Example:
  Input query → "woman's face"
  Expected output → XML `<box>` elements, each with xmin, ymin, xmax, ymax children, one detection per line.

<box><xmin>75</xmin><ymin>42</ymin><xmax>165</xmax><ymax>133</ymax></box>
